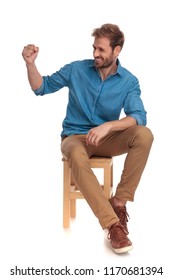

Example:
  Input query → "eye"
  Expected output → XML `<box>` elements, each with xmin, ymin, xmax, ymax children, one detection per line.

<box><xmin>99</xmin><ymin>48</ymin><xmax>104</xmax><ymax>52</ymax></box>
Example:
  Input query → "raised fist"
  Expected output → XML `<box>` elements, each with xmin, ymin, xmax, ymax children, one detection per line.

<box><xmin>22</xmin><ymin>44</ymin><xmax>39</xmax><ymax>64</ymax></box>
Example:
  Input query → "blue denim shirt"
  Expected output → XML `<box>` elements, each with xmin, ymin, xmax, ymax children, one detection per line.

<box><xmin>34</xmin><ymin>59</ymin><xmax>147</xmax><ymax>137</ymax></box>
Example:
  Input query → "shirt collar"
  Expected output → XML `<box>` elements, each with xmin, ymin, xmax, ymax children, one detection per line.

<box><xmin>90</xmin><ymin>58</ymin><xmax>123</xmax><ymax>76</ymax></box>
<box><xmin>116</xmin><ymin>59</ymin><xmax>123</xmax><ymax>76</ymax></box>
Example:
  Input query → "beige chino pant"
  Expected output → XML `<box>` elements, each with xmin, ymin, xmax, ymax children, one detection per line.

<box><xmin>61</xmin><ymin>125</ymin><xmax>154</xmax><ymax>229</ymax></box>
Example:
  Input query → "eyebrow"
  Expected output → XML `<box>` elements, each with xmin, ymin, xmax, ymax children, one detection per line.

<box><xmin>92</xmin><ymin>44</ymin><xmax>105</xmax><ymax>51</ymax></box>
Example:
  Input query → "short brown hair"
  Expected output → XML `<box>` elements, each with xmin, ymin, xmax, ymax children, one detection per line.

<box><xmin>92</xmin><ymin>23</ymin><xmax>125</xmax><ymax>50</ymax></box>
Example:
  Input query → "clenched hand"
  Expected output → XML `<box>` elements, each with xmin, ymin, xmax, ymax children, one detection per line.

<box><xmin>22</xmin><ymin>44</ymin><xmax>39</xmax><ymax>65</ymax></box>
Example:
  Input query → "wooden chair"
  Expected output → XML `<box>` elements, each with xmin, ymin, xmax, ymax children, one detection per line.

<box><xmin>63</xmin><ymin>156</ymin><xmax>113</xmax><ymax>228</ymax></box>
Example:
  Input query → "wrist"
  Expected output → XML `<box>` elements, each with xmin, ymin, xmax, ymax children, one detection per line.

<box><xmin>25</xmin><ymin>61</ymin><xmax>36</xmax><ymax>68</ymax></box>
<box><xmin>107</xmin><ymin>121</ymin><xmax>115</xmax><ymax>132</ymax></box>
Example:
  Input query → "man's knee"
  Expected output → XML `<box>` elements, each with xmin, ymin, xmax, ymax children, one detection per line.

<box><xmin>134</xmin><ymin>125</ymin><xmax>154</xmax><ymax>149</ymax></box>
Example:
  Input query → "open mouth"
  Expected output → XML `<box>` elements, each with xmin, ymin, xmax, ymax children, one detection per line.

<box><xmin>94</xmin><ymin>58</ymin><xmax>103</xmax><ymax>64</ymax></box>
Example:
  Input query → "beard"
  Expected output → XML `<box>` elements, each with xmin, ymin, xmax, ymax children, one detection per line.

<box><xmin>94</xmin><ymin>56</ymin><xmax>114</xmax><ymax>69</ymax></box>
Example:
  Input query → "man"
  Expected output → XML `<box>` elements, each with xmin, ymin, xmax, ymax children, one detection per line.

<box><xmin>22</xmin><ymin>23</ymin><xmax>153</xmax><ymax>254</ymax></box>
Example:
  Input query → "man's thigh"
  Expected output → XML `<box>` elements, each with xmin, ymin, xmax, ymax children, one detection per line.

<box><xmin>61</xmin><ymin>134</ymin><xmax>89</xmax><ymax>159</ymax></box>
<box><xmin>92</xmin><ymin>125</ymin><xmax>146</xmax><ymax>157</ymax></box>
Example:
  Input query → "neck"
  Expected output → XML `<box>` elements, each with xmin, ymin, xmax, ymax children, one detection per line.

<box><xmin>98</xmin><ymin>62</ymin><xmax>117</xmax><ymax>81</ymax></box>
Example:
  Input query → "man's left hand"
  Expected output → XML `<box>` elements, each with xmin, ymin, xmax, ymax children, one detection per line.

<box><xmin>86</xmin><ymin>123</ymin><xmax>112</xmax><ymax>146</ymax></box>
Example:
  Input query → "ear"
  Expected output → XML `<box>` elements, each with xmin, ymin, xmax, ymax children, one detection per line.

<box><xmin>113</xmin><ymin>45</ymin><xmax>121</xmax><ymax>57</ymax></box>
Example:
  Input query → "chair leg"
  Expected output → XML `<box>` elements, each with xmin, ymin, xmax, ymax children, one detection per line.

<box><xmin>70</xmin><ymin>199</ymin><xmax>76</xmax><ymax>218</ymax></box>
<box><xmin>63</xmin><ymin>161</ymin><xmax>71</xmax><ymax>228</ymax></box>
<box><xmin>70</xmin><ymin>172</ymin><xmax>76</xmax><ymax>218</ymax></box>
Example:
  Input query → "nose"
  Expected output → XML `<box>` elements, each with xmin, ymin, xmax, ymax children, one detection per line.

<box><xmin>93</xmin><ymin>48</ymin><xmax>100</xmax><ymax>57</ymax></box>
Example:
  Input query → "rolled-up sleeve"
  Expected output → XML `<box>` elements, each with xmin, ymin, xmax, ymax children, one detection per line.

<box><xmin>33</xmin><ymin>80</ymin><xmax>45</xmax><ymax>96</ymax></box>
<box><xmin>124</xmin><ymin>79</ymin><xmax>147</xmax><ymax>126</ymax></box>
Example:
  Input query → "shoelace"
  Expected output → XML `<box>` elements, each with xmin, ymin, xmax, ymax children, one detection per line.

<box><xmin>117</xmin><ymin>207</ymin><xmax>130</xmax><ymax>228</ymax></box>
<box><xmin>108</xmin><ymin>222</ymin><xmax>128</xmax><ymax>241</ymax></box>
<box><xmin>109</xmin><ymin>199</ymin><xmax>130</xmax><ymax>226</ymax></box>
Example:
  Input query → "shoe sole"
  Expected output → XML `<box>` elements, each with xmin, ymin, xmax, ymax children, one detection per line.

<box><xmin>112</xmin><ymin>245</ymin><xmax>133</xmax><ymax>254</ymax></box>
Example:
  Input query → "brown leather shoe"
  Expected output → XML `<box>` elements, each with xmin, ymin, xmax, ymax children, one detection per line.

<box><xmin>108</xmin><ymin>222</ymin><xmax>133</xmax><ymax>254</ymax></box>
<box><xmin>109</xmin><ymin>197</ymin><xmax>129</xmax><ymax>233</ymax></box>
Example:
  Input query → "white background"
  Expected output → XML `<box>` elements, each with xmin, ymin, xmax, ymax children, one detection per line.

<box><xmin>0</xmin><ymin>0</ymin><xmax>172</xmax><ymax>279</ymax></box>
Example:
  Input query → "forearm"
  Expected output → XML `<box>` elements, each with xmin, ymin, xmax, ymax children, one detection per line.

<box><xmin>26</xmin><ymin>63</ymin><xmax>43</xmax><ymax>91</ymax></box>
<box><xmin>86</xmin><ymin>116</ymin><xmax>137</xmax><ymax>146</ymax></box>
<box><xmin>108</xmin><ymin>116</ymin><xmax>137</xmax><ymax>132</ymax></box>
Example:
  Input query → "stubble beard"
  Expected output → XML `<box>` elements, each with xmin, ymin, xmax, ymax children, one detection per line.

<box><xmin>94</xmin><ymin>57</ymin><xmax>114</xmax><ymax>70</ymax></box>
